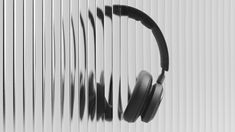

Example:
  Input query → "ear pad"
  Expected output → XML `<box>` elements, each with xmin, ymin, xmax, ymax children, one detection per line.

<box><xmin>141</xmin><ymin>83</ymin><xmax>163</xmax><ymax>122</ymax></box>
<box><xmin>123</xmin><ymin>71</ymin><xmax>153</xmax><ymax>122</ymax></box>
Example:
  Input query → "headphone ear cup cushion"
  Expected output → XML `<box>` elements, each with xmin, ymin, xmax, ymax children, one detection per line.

<box><xmin>123</xmin><ymin>71</ymin><xmax>153</xmax><ymax>122</ymax></box>
<box><xmin>141</xmin><ymin>83</ymin><xmax>163</xmax><ymax>122</ymax></box>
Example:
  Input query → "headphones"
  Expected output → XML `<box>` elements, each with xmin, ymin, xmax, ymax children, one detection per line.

<box><xmin>79</xmin><ymin>5</ymin><xmax>169</xmax><ymax>123</ymax></box>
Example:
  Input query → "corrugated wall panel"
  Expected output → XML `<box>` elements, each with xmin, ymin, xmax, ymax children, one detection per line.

<box><xmin>0</xmin><ymin>0</ymin><xmax>234</xmax><ymax>132</ymax></box>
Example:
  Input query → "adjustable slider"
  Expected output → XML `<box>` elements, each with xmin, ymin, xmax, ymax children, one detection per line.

<box><xmin>157</xmin><ymin>70</ymin><xmax>165</xmax><ymax>84</ymax></box>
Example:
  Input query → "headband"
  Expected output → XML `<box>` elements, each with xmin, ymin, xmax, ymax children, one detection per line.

<box><xmin>112</xmin><ymin>5</ymin><xmax>169</xmax><ymax>71</ymax></box>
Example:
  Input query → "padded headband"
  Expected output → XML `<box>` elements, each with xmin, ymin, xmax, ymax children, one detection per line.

<box><xmin>112</xmin><ymin>5</ymin><xmax>169</xmax><ymax>71</ymax></box>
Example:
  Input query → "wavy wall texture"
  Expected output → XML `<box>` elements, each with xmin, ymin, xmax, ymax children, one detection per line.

<box><xmin>0</xmin><ymin>0</ymin><xmax>234</xmax><ymax>132</ymax></box>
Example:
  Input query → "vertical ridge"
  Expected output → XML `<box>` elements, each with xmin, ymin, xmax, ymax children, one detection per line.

<box><xmin>2</xmin><ymin>0</ymin><xmax>6</xmax><ymax>131</ymax></box>
<box><xmin>12</xmin><ymin>0</ymin><xmax>16</xmax><ymax>130</ymax></box>
<box><xmin>32</xmin><ymin>0</ymin><xmax>35</xmax><ymax>130</ymax></box>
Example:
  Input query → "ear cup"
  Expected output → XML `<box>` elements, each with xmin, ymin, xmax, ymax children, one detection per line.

<box><xmin>88</xmin><ymin>73</ymin><xmax>96</xmax><ymax>120</ymax></box>
<box><xmin>105</xmin><ymin>75</ymin><xmax>113</xmax><ymax>121</ymax></box>
<box><xmin>97</xmin><ymin>83</ymin><xmax>105</xmax><ymax>120</ymax></box>
<box><xmin>118</xmin><ymin>84</ymin><xmax>123</xmax><ymax>120</ymax></box>
<box><xmin>96</xmin><ymin>72</ymin><xmax>114</xmax><ymax>121</ymax></box>
<box><xmin>123</xmin><ymin>71</ymin><xmax>153</xmax><ymax>122</ymax></box>
<box><xmin>70</xmin><ymin>78</ymin><xmax>75</xmax><ymax>119</ymax></box>
<box><xmin>104</xmin><ymin>98</ymin><xmax>113</xmax><ymax>121</ymax></box>
<box><xmin>79</xmin><ymin>74</ymin><xmax>85</xmax><ymax>119</ymax></box>
<box><xmin>96</xmin><ymin>83</ymin><xmax>112</xmax><ymax>121</ymax></box>
<box><xmin>141</xmin><ymin>83</ymin><xmax>163</xmax><ymax>122</ymax></box>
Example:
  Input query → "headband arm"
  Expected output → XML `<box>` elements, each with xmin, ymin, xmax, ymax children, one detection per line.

<box><xmin>112</xmin><ymin>5</ymin><xmax>169</xmax><ymax>71</ymax></box>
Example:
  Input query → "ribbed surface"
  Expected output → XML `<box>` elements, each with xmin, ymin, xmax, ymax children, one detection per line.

<box><xmin>0</xmin><ymin>0</ymin><xmax>235</xmax><ymax>132</ymax></box>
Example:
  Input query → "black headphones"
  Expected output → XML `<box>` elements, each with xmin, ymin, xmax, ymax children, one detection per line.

<box><xmin>79</xmin><ymin>5</ymin><xmax>169</xmax><ymax>123</ymax></box>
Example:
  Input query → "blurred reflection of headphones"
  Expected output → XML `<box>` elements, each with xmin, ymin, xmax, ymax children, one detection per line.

<box><xmin>80</xmin><ymin>5</ymin><xmax>169</xmax><ymax>123</ymax></box>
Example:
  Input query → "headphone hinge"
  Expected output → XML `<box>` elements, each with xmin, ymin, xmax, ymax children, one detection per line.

<box><xmin>157</xmin><ymin>70</ymin><xmax>165</xmax><ymax>84</ymax></box>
